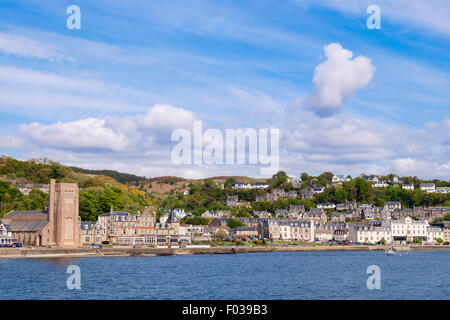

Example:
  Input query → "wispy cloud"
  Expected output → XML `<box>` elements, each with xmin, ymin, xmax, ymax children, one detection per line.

<box><xmin>0</xmin><ymin>32</ymin><xmax>72</xmax><ymax>61</ymax></box>
<box><xmin>299</xmin><ymin>0</ymin><xmax>450</xmax><ymax>35</ymax></box>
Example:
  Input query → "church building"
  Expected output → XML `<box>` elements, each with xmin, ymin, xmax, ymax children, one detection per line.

<box><xmin>0</xmin><ymin>179</ymin><xmax>80</xmax><ymax>247</ymax></box>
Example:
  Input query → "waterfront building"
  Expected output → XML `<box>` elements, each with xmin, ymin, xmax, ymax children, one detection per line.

<box><xmin>348</xmin><ymin>224</ymin><xmax>392</xmax><ymax>244</ymax></box>
<box><xmin>0</xmin><ymin>221</ymin><xmax>18</xmax><ymax>246</ymax></box>
<box><xmin>332</xmin><ymin>223</ymin><xmax>349</xmax><ymax>242</ymax></box>
<box><xmin>1</xmin><ymin>179</ymin><xmax>80</xmax><ymax>247</ymax></box>
<box><xmin>390</xmin><ymin>217</ymin><xmax>430</xmax><ymax>243</ymax></box>
<box><xmin>97</xmin><ymin>206</ymin><xmax>159</xmax><ymax>246</ymax></box>
<box><xmin>80</xmin><ymin>221</ymin><xmax>103</xmax><ymax>245</ymax></box>
<box><xmin>431</xmin><ymin>221</ymin><xmax>450</xmax><ymax>242</ymax></box>
<box><xmin>314</xmin><ymin>224</ymin><xmax>334</xmax><ymax>242</ymax></box>
<box><xmin>426</xmin><ymin>226</ymin><xmax>444</xmax><ymax>244</ymax></box>
<box><xmin>260</xmin><ymin>219</ymin><xmax>314</xmax><ymax>242</ymax></box>
<box><xmin>231</xmin><ymin>227</ymin><xmax>259</xmax><ymax>239</ymax></box>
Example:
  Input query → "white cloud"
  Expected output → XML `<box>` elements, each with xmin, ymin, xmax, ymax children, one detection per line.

<box><xmin>0</xmin><ymin>32</ymin><xmax>72</xmax><ymax>61</ymax></box>
<box><xmin>18</xmin><ymin>118</ymin><xmax>129</xmax><ymax>152</ymax></box>
<box><xmin>136</xmin><ymin>104</ymin><xmax>196</xmax><ymax>132</ymax></box>
<box><xmin>0</xmin><ymin>134</ymin><xmax>21</xmax><ymax>149</ymax></box>
<box><xmin>389</xmin><ymin>158</ymin><xmax>450</xmax><ymax>178</ymax></box>
<box><xmin>17</xmin><ymin>104</ymin><xmax>198</xmax><ymax>153</ymax></box>
<box><xmin>305</xmin><ymin>43</ymin><xmax>375</xmax><ymax>117</ymax></box>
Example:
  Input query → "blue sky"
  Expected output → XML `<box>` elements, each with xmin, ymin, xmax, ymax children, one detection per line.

<box><xmin>0</xmin><ymin>0</ymin><xmax>449</xmax><ymax>179</ymax></box>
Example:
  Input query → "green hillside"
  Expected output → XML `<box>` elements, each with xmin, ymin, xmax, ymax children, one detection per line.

<box><xmin>0</xmin><ymin>156</ymin><xmax>153</xmax><ymax>220</ymax></box>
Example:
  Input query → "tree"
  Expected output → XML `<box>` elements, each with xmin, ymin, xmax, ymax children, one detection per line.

<box><xmin>181</xmin><ymin>216</ymin><xmax>211</xmax><ymax>225</ymax></box>
<box><xmin>318</xmin><ymin>172</ymin><xmax>333</xmax><ymax>186</ymax></box>
<box><xmin>436</xmin><ymin>238</ymin><xmax>444</xmax><ymax>244</ymax></box>
<box><xmin>271</xmin><ymin>171</ymin><xmax>288</xmax><ymax>189</ymax></box>
<box><xmin>381</xmin><ymin>237</ymin><xmax>387</xmax><ymax>245</ymax></box>
<box><xmin>212</xmin><ymin>229</ymin><xmax>228</xmax><ymax>239</ymax></box>
<box><xmin>227</xmin><ymin>218</ymin><xmax>245</xmax><ymax>229</ymax></box>
<box><xmin>413</xmin><ymin>237</ymin><xmax>422</xmax><ymax>244</ymax></box>
<box><xmin>224</xmin><ymin>178</ymin><xmax>236</xmax><ymax>189</ymax></box>
<box><xmin>300</xmin><ymin>172</ymin><xmax>310</xmax><ymax>183</ymax></box>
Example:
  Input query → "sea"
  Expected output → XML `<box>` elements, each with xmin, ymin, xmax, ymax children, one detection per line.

<box><xmin>0</xmin><ymin>250</ymin><xmax>449</xmax><ymax>299</ymax></box>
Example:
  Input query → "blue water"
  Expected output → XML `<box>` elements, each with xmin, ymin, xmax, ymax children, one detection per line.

<box><xmin>0</xmin><ymin>251</ymin><xmax>449</xmax><ymax>299</ymax></box>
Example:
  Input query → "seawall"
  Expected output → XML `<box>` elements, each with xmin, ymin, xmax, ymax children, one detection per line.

<box><xmin>0</xmin><ymin>245</ymin><xmax>449</xmax><ymax>259</ymax></box>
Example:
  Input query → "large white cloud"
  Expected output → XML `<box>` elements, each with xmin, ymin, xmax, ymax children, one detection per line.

<box><xmin>18</xmin><ymin>118</ymin><xmax>129</xmax><ymax>152</ymax></box>
<box><xmin>305</xmin><ymin>43</ymin><xmax>375</xmax><ymax>117</ymax></box>
<box><xmin>17</xmin><ymin>104</ymin><xmax>197</xmax><ymax>153</ymax></box>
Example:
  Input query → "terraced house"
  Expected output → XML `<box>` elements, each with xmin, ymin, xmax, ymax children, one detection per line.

<box><xmin>260</xmin><ymin>219</ymin><xmax>314</xmax><ymax>242</ymax></box>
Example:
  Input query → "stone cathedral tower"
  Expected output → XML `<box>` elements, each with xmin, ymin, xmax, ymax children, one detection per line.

<box><xmin>47</xmin><ymin>179</ymin><xmax>80</xmax><ymax>247</ymax></box>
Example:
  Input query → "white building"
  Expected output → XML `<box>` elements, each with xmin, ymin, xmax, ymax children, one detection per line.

<box><xmin>317</xmin><ymin>203</ymin><xmax>336</xmax><ymax>209</ymax></box>
<box><xmin>349</xmin><ymin>217</ymin><xmax>444</xmax><ymax>245</ymax></box>
<box><xmin>402</xmin><ymin>184</ymin><xmax>414</xmax><ymax>190</ymax></box>
<box><xmin>348</xmin><ymin>224</ymin><xmax>392</xmax><ymax>244</ymax></box>
<box><xmin>234</xmin><ymin>182</ymin><xmax>268</xmax><ymax>189</ymax></box>
<box><xmin>426</xmin><ymin>226</ymin><xmax>444</xmax><ymax>244</ymax></box>
<box><xmin>420</xmin><ymin>183</ymin><xmax>436</xmax><ymax>193</ymax></box>
<box><xmin>436</xmin><ymin>187</ymin><xmax>450</xmax><ymax>194</ymax></box>
<box><xmin>332</xmin><ymin>175</ymin><xmax>350</xmax><ymax>183</ymax></box>
<box><xmin>372</xmin><ymin>180</ymin><xmax>389</xmax><ymax>188</ymax></box>
<box><xmin>391</xmin><ymin>217</ymin><xmax>429</xmax><ymax>243</ymax></box>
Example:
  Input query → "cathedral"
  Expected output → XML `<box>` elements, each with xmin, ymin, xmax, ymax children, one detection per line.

<box><xmin>1</xmin><ymin>179</ymin><xmax>80</xmax><ymax>247</ymax></box>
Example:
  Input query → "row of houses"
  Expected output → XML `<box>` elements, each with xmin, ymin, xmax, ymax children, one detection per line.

<box><xmin>80</xmin><ymin>207</ymin><xmax>192</xmax><ymax>247</ymax></box>
<box><xmin>201</xmin><ymin>215</ymin><xmax>448</xmax><ymax>245</ymax></box>
<box><xmin>419</xmin><ymin>183</ymin><xmax>450</xmax><ymax>194</ymax></box>
<box><xmin>348</xmin><ymin>217</ymin><xmax>446</xmax><ymax>244</ymax></box>
<box><xmin>234</xmin><ymin>182</ymin><xmax>269</xmax><ymax>189</ymax></box>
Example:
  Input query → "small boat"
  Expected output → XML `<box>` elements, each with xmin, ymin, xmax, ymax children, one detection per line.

<box><xmin>385</xmin><ymin>248</ymin><xmax>395</xmax><ymax>255</ymax></box>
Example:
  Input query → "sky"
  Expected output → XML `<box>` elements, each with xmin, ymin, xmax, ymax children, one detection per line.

<box><xmin>0</xmin><ymin>0</ymin><xmax>449</xmax><ymax>179</ymax></box>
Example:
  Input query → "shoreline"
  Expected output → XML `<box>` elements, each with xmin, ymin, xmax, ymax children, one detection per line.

<box><xmin>1</xmin><ymin>245</ymin><xmax>449</xmax><ymax>259</ymax></box>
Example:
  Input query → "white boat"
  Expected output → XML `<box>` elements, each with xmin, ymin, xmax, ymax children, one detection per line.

<box><xmin>385</xmin><ymin>248</ymin><xmax>395</xmax><ymax>255</ymax></box>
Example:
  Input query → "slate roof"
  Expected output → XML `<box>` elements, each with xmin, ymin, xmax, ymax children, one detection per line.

<box><xmin>5</xmin><ymin>210</ymin><xmax>48</xmax><ymax>216</ymax></box>
<box><xmin>80</xmin><ymin>221</ymin><xmax>96</xmax><ymax>230</ymax></box>
<box><xmin>99</xmin><ymin>207</ymin><xmax>130</xmax><ymax>217</ymax></box>
<box><xmin>3</xmin><ymin>219</ymin><xmax>49</xmax><ymax>232</ymax></box>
